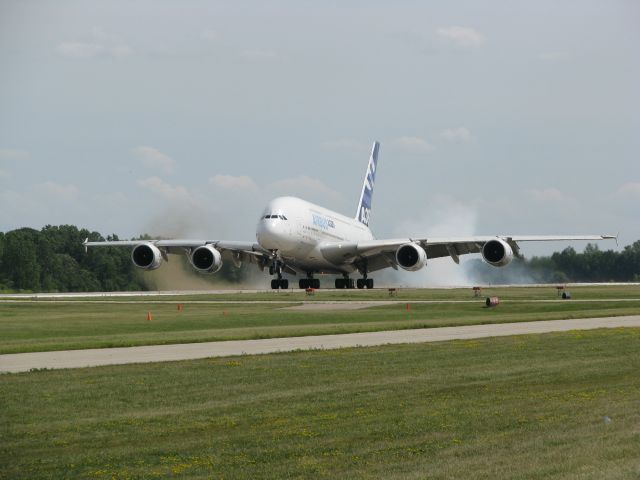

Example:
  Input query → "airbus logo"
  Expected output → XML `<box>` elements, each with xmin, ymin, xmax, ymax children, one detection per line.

<box><xmin>312</xmin><ymin>214</ymin><xmax>335</xmax><ymax>230</ymax></box>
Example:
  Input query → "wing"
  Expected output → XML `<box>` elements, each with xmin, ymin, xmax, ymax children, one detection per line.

<box><xmin>84</xmin><ymin>238</ymin><xmax>271</xmax><ymax>265</ymax></box>
<box><xmin>320</xmin><ymin>235</ymin><xmax>617</xmax><ymax>272</ymax></box>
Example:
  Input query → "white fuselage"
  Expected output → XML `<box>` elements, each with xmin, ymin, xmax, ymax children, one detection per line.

<box><xmin>255</xmin><ymin>196</ymin><xmax>374</xmax><ymax>274</ymax></box>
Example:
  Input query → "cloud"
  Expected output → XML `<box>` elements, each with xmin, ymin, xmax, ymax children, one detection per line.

<box><xmin>137</xmin><ymin>177</ymin><xmax>191</xmax><ymax>202</ymax></box>
<box><xmin>616</xmin><ymin>182</ymin><xmax>640</xmax><ymax>196</ymax></box>
<box><xmin>392</xmin><ymin>136</ymin><xmax>434</xmax><ymax>154</ymax></box>
<box><xmin>241</xmin><ymin>49</ymin><xmax>278</xmax><ymax>61</ymax></box>
<box><xmin>32</xmin><ymin>181</ymin><xmax>79</xmax><ymax>201</ymax></box>
<box><xmin>56</xmin><ymin>28</ymin><xmax>132</xmax><ymax>59</ymax></box>
<box><xmin>268</xmin><ymin>176</ymin><xmax>343</xmax><ymax>202</ymax></box>
<box><xmin>435</xmin><ymin>26</ymin><xmax>485</xmax><ymax>48</ymax></box>
<box><xmin>210</xmin><ymin>174</ymin><xmax>258</xmax><ymax>191</ymax></box>
<box><xmin>0</xmin><ymin>148</ymin><xmax>29</xmax><ymax>160</ymax></box>
<box><xmin>132</xmin><ymin>146</ymin><xmax>175</xmax><ymax>173</ymax></box>
<box><xmin>321</xmin><ymin>139</ymin><xmax>371</xmax><ymax>154</ymax></box>
<box><xmin>440</xmin><ymin>127</ymin><xmax>474</xmax><ymax>144</ymax></box>
<box><xmin>201</xmin><ymin>29</ymin><xmax>217</xmax><ymax>41</ymax></box>
<box><xmin>526</xmin><ymin>187</ymin><xmax>569</xmax><ymax>203</ymax></box>
<box><xmin>538</xmin><ymin>51</ymin><xmax>569</xmax><ymax>61</ymax></box>
<box><xmin>56</xmin><ymin>41</ymin><xmax>132</xmax><ymax>59</ymax></box>
<box><xmin>94</xmin><ymin>191</ymin><xmax>128</xmax><ymax>206</ymax></box>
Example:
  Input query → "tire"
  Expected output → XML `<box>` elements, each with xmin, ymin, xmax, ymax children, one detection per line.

<box><xmin>312</xmin><ymin>279</ymin><xmax>320</xmax><ymax>289</ymax></box>
<box><xmin>356</xmin><ymin>279</ymin><xmax>364</xmax><ymax>289</ymax></box>
<box><xmin>348</xmin><ymin>279</ymin><xmax>355</xmax><ymax>289</ymax></box>
<box><xmin>280</xmin><ymin>279</ymin><xmax>289</xmax><ymax>289</ymax></box>
<box><xmin>299</xmin><ymin>279</ymin><xmax>308</xmax><ymax>289</ymax></box>
<box><xmin>335</xmin><ymin>278</ymin><xmax>344</xmax><ymax>289</ymax></box>
<box><xmin>366</xmin><ymin>279</ymin><xmax>374</xmax><ymax>289</ymax></box>
<box><xmin>271</xmin><ymin>279</ymin><xmax>279</xmax><ymax>289</ymax></box>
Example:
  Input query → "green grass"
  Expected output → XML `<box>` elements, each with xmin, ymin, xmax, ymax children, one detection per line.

<box><xmin>1</xmin><ymin>328</ymin><xmax>640</xmax><ymax>479</ymax></box>
<box><xmin>1</xmin><ymin>285</ymin><xmax>639</xmax><ymax>353</ymax></box>
<box><xmin>5</xmin><ymin>283</ymin><xmax>640</xmax><ymax>302</ymax></box>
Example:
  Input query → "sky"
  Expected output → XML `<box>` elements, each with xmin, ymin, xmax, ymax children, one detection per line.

<box><xmin>1</xmin><ymin>0</ymin><xmax>639</xmax><ymax>260</ymax></box>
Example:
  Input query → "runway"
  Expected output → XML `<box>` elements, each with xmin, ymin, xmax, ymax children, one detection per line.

<box><xmin>1</xmin><ymin>315</ymin><xmax>639</xmax><ymax>373</ymax></box>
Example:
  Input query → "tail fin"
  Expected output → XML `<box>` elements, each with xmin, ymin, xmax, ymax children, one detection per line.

<box><xmin>355</xmin><ymin>141</ymin><xmax>380</xmax><ymax>226</ymax></box>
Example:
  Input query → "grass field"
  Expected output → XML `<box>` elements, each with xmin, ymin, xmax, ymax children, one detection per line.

<box><xmin>1</xmin><ymin>328</ymin><xmax>640</xmax><ymax>479</ymax></box>
<box><xmin>1</xmin><ymin>285</ymin><xmax>639</xmax><ymax>354</ymax></box>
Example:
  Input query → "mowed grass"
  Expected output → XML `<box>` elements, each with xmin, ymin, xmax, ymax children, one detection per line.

<box><xmin>1</xmin><ymin>328</ymin><xmax>640</xmax><ymax>479</ymax></box>
<box><xmin>8</xmin><ymin>283</ymin><xmax>640</xmax><ymax>302</ymax></box>
<box><xmin>1</xmin><ymin>285</ymin><xmax>639</xmax><ymax>353</ymax></box>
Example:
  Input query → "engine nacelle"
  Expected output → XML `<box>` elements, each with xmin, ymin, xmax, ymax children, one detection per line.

<box><xmin>131</xmin><ymin>243</ymin><xmax>163</xmax><ymax>271</ymax></box>
<box><xmin>482</xmin><ymin>239</ymin><xmax>514</xmax><ymax>267</ymax></box>
<box><xmin>396</xmin><ymin>243</ymin><xmax>427</xmax><ymax>271</ymax></box>
<box><xmin>190</xmin><ymin>245</ymin><xmax>223</xmax><ymax>273</ymax></box>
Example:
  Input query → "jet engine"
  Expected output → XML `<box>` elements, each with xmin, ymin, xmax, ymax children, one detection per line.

<box><xmin>131</xmin><ymin>243</ymin><xmax>163</xmax><ymax>271</ymax></box>
<box><xmin>481</xmin><ymin>239</ymin><xmax>514</xmax><ymax>267</ymax></box>
<box><xmin>395</xmin><ymin>243</ymin><xmax>427</xmax><ymax>271</ymax></box>
<box><xmin>190</xmin><ymin>245</ymin><xmax>223</xmax><ymax>273</ymax></box>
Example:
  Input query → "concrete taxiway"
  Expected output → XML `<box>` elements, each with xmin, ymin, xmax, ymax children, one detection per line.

<box><xmin>1</xmin><ymin>315</ymin><xmax>639</xmax><ymax>373</ymax></box>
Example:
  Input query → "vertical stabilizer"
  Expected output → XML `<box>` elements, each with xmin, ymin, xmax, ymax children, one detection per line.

<box><xmin>355</xmin><ymin>141</ymin><xmax>380</xmax><ymax>226</ymax></box>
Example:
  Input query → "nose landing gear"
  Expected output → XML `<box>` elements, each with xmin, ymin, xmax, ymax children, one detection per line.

<box><xmin>269</xmin><ymin>258</ymin><xmax>288</xmax><ymax>289</ymax></box>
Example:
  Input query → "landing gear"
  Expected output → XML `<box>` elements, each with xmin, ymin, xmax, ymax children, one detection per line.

<box><xmin>269</xmin><ymin>257</ymin><xmax>288</xmax><ymax>289</ymax></box>
<box><xmin>299</xmin><ymin>276</ymin><xmax>320</xmax><ymax>289</ymax></box>
<box><xmin>335</xmin><ymin>276</ymin><xmax>355</xmax><ymax>289</ymax></box>
<box><xmin>356</xmin><ymin>278</ymin><xmax>374</xmax><ymax>289</ymax></box>
<box><xmin>271</xmin><ymin>278</ymin><xmax>288</xmax><ymax>289</ymax></box>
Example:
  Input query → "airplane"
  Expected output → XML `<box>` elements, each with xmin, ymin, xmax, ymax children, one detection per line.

<box><xmin>84</xmin><ymin>142</ymin><xmax>615</xmax><ymax>289</ymax></box>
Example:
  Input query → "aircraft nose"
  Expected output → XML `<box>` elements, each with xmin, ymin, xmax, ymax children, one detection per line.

<box><xmin>257</xmin><ymin>217</ymin><xmax>294</xmax><ymax>250</ymax></box>
<box><xmin>256</xmin><ymin>219</ymin><xmax>279</xmax><ymax>249</ymax></box>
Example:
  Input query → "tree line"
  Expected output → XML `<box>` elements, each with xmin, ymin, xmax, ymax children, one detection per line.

<box><xmin>465</xmin><ymin>242</ymin><xmax>640</xmax><ymax>284</ymax></box>
<box><xmin>0</xmin><ymin>225</ymin><xmax>638</xmax><ymax>292</ymax></box>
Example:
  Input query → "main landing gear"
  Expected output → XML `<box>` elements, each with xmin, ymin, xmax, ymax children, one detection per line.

<box><xmin>335</xmin><ymin>274</ymin><xmax>373</xmax><ymax>289</ymax></box>
<box><xmin>299</xmin><ymin>277</ymin><xmax>320</xmax><ymax>289</ymax></box>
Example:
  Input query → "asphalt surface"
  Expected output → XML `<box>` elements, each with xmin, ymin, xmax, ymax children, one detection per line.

<box><xmin>1</xmin><ymin>315</ymin><xmax>639</xmax><ymax>373</ymax></box>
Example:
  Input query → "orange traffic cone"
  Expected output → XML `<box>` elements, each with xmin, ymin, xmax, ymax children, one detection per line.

<box><xmin>146</xmin><ymin>311</ymin><xmax>153</xmax><ymax>321</ymax></box>
<box><xmin>405</xmin><ymin>303</ymin><xmax>411</xmax><ymax>311</ymax></box>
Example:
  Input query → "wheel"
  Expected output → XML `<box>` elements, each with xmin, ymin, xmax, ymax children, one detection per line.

<box><xmin>299</xmin><ymin>279</ymin><xmax>308</xmax><ymax>289</ymax></box>
<box><xmin>312</xmin><ymin>279</ymin><xmax>320</xmax><ymax>289</ymax></box>
<box><xmin>356</xmin><ymin>279</ymin><xmax>364</xmax><ymax>289</ymax></box>
<box><xmin>335</xmin><ymin>278</ymin><xmax>344</xmax><ymax>289</ymax></box>
<box><xmin>348</xmin><ymin>279</ymin><xmax>355</xmax><ymax>289</ymax></box>
<box><xmin>271</xmin><ymin>279</ymin><xmax>279</xmax><ymax>289</ymax></box>
<box><xmin>280</xmin><ymin>279</ymin><xmax>289</xmax><ymax>289</ymax></box>
<box><xmin>366</xmin><ymin>278</ymin><xmax>374</xmax><ymax>289</ymax></box>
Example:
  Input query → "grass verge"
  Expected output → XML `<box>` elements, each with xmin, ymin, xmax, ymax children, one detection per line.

<box><xmin>0</xmin><ymin>285</ymin><xmax>639</xmax><ymax>353</ymax></box>
<box><xmin>1</xmin><ymin>328</ymin><xmax>640</xmax><ymax>478</ymax></box>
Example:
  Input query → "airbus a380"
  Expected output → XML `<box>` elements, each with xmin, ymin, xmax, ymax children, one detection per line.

<box><xmin>85</xmin><ymin>142</ymin><xmax>614</xmax><ymax>289</ymax></box>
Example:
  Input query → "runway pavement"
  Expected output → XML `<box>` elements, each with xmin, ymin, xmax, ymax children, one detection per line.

<box><xmin>1</xmin><ymin>315</ymin><xmax>639</xmax><ymax>373</ymax></box>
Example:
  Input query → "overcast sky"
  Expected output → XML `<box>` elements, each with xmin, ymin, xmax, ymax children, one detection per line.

<box><xmin>1</xmin><ymin>0</ymin><xmax>638</xmax><ymax>257</ymax></box>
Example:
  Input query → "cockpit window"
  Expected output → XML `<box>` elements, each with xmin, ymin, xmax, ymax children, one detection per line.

<box><xmin>263</xmin><ymin>214</ymin><xmax>287</xmax><ymax>220</ymax></box>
